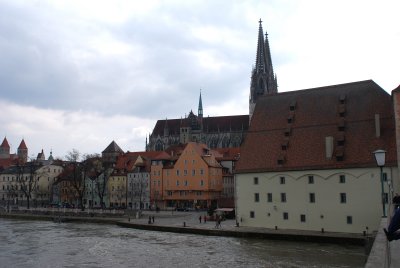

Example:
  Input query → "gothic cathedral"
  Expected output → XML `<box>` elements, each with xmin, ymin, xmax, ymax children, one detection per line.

<box><xmin>147</xmin><ymin>20</ymin><xmax>277</xmax><ymax>151</ymax></box>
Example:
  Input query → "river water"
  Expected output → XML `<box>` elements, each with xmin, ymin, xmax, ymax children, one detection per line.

<box><xmin>0</xmin><ymin>218</ymin><xmax>366</xmax><ymax>268</ymax></box>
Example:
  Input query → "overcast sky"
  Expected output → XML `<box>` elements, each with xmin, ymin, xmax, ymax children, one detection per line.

<box><xmin>1</xmin><ymin>0</ymin><xmax>399</xmax><ymax>160</ymax></box>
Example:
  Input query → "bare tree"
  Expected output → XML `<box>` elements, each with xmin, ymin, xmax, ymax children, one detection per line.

<box><xmin>132</xmin><ymin>172</ymin><xmax>148</xmax><ymax>210</ymax></box>
<box><xmin>95</xmin><ymin>160</ymin><xmax>113</xmax><ymax>209</ymax></box>
<box><xmin>65</xmin><ymin>149</ymin><xmax>90</xmax><ymax>211</ymax></box>
<box><xmin>16</xmin><ymin>159</ymin><xmax>41</xmax><ymax>209</ymax></box>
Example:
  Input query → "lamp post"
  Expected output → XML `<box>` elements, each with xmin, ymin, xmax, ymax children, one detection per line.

<box><xmin>373</xmin><ymin>149</ymin><xmax>387</xmax><ymax>218</ymax></box>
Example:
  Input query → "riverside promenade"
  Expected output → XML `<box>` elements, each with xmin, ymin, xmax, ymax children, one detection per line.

<box><xmin>119</xmin><ymin>210</ymin><xmax>368</xmax><ymax>246</ymax></box>
<box><xmin>0</xmin><ymin>209</ymin><xmax>367</xmax><ymax>245</ymax></box>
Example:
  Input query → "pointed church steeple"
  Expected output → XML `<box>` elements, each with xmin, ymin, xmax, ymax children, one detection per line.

<box><xmin>198</xmin><ymin>89</ymin><xmax>203</xmax><ymax>119</ymax></box>
<box><xmin>0</xmin><ymin>137</ymin><xmax>10</xmax><ymax>159</ymax></box>
<box><xmin>249</xmin><ymin>19</ymin><xmax>278</xmax><ymax>122</ymax></box>
<box><xmin>17</xmin><ymin>139</ymin><xmax>28</xmax><ymax>163</ymax></box>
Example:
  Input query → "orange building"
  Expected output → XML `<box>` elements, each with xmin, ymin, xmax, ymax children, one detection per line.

<box><xmin>151</xmin><ymin>142</ymin><xmax>223</xmax><ymax>210</ymax></box>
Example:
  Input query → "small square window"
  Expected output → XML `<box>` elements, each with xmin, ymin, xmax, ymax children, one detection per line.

<box><xmin>339</xmin><ymin>175</ymin><xmax>346</xmax><ymax>183</ymax></box>
<box><xmin>254</xmin><ymin>193</ymin><xmax>259</xmax><ymax>202</ymax></box>
<box><xmin>347</xmin><ymin>216</ymin><xmax>352</xmax><ymax>224</ymax></box>
<box><xmin>254</xmin><ymin>177</ymin><xmax>259</xmax><ymax>185</ymax></box>
<box><xmin>283</xmin><ymin>212</ymin><xmax>288</xmax><ymax>220</ymax></box>
<box><xmin>300</xmin><ymin>214</ymin><xmax>306</xmax><ymax>222</ymax></box>
<box><xmin>267</xmin><ymin>193</ymin><xmax>272</xmax><ymax>202</ymax></box>
<box><xmin>340</xmin><ymin>193</ymin><xmax>347</xmax><ymax>203</ymax></box>
<box><xmin>308</xmin><ymin>176</ymin><xmax>314</xmax><ymax>184</ymax></box>
<box><xmin>281</xmin><ymin>193</ymin><xmax>286</xmax><ymax>203</ymax></box>
<box><xmin>280</xmin><ymin>177</ymin><xmax>285</xmax><ymax>184</ymax></box>
<box><xmin>250</xmin><ymin>211</ymin><xmax>255</xmax><ymax>218</ymax></box>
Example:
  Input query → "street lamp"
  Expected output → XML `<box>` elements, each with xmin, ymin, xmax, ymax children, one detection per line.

<box><xmin>373</xmin><ymin>149</ymin><xmax>387</xmax><ymax>218</ymax></box>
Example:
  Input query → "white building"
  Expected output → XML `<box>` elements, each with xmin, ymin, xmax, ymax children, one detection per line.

<box><xmin>235</xmin><ymin>80</ymin><xmax>398</xmax><ymax>234</ymax></box>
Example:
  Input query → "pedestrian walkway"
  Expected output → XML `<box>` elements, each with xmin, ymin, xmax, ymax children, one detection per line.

<box><xmin>120</xmin><ymin>210</ymin><xmax>367</xmax><ymax>246</ymax></box>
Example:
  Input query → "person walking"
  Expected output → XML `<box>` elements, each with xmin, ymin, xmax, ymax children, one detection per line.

<box><xmin>199</xmin><ymin>215</ymin><xmax>202</xmax><ymax>224</ymax></box>
<box><xmin>204</xmin><ymin>215</ymin><xmax>207</xmax><ymax>223</ymax></box>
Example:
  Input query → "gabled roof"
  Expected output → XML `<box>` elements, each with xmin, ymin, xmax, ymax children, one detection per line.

<box><xmin>102</xmin><ymin>141</ymin><xmax>124</xmax><ymax>154</ymax></box>
<box><xmin>114</xmin><ymin>151</ymin><xmax>169</xmax><ymax>172</ymax></box>
<box><xmin>215</xmin><ymin>147</ymin><xmax>241</xmax><ymax>161</ymax></box>
<box><xmin>1</xmin><ymin>137</ymin><xmax>10</xmax><ymax>149</ymax></box>
<box><xmin>236</xmin><ymin>80</ymin><xmax>397</xmax><ymax>173</ymax></box>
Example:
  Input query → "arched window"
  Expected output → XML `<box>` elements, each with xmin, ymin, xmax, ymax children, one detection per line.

<box><xmin>155</xmin><ymin>140</ymin><xmax>163</xmax><ymax>151</ymax></box>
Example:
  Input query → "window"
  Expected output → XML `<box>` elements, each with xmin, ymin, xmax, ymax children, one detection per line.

<box><xmin>281</xmin><ymin>193</ymin><xmax>286</xmax><ymax>203</ymax></box>
<box><xmin>283</xmin><ymin>212</ymin><xmax>288</xmax><ymax>220</ymax></box>
<box><xmin>308</xmin><ymin>176</ymin><xmax>314</xmax><ymax>184</ymax></box>
<box><xmin>280</xmin><ymin>177</ymin><xmax>285</xmax><ymax>184</ymax></box>
<box><xmin>347</xmin><ymin>216</ymin><xmax>352</xmax><ymax>224</ymax></box>
<box><xmin>309</xmin><ymin>193</ymin><xmax>315</xmax><ymax>203</ymax></box>
<box><xmin>267</xmin><ymin>193</ymin><xmax>272</xmax><ymax>202</ymax></box>
<box><xmin>176</xmin><ymin>180</ymin><xmax>180</xmax><ymax>186</ymax></box>
<box><xmin>200</xmin><ymin>180</ymin><xmax>204</xmax><ymax>186</ymax></box>
<box><xmin>250</xmin><ymin>211</ymin><xmax>255</xmax><ymax>218</ymax></box>
<box><xmin>340</xmin><ymin>193</ymin><xmax>347</xmax><ymax>203</ymax></box>
<box><xmin>200</xmin><ymin>169</ymin><xmax>204</xmax><ymax>175</ymax></box>
<box><xmin>253</xmin><ymin>177</ymin><xmax>259</xmax><ymax>185</ymax></box>
<box><xmin>184</xmin><ymin>180</ymin><xmax>188</xmax><ymax>186</ymax></box>
<box><xmin>184</xmin><ymin>170</ymin><xmax>188</xmax><ymax>176</ymax></box>
<box><xmin>254</xmin><ymin>193</ymin><xmax>259</xmax><ymax>202</ymax></box>
<box><xmin>300</xmin><ymin>214</ymin><xmax>306</xmax><ymax>222</ymax></box>
<box><xmin>339</xmin><ymin>175</ymin><xmax>346</xmax><ymax>183</ymax></box>
<box><xmin>192</xmin><ymin>170</ymin><xmax>196</xmax><ymax>176</ymax></box>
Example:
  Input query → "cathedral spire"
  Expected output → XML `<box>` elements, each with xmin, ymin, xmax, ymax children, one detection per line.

<box><xmin>198</xmin><ymin>89</ymin><xmax>203</xmax><ymax>119</ymax></box>
<box><xmin>255</xmin><ymin>19</ymin><xmax>266</xmax><ymax>73</ymax></box>
<box><xmin>249</xmin><ymin>19</ymin><xmax>278</xmax><ymax>122</ymax></box>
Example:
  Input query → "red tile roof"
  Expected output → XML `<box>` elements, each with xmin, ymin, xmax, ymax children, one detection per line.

<box><xmin>18</xmin><ymin>139</ymin><xmax>28</xmax><ymax>149</ymax></box>
<box><xmin>215</xmin><ymin>147</ymin><xmax>241</xmax><ymax>161</ymax></box>
<box><xmin>236</xmin><ymin>80</ymin><xmax>397</xmax><ymax>173</ymax></box>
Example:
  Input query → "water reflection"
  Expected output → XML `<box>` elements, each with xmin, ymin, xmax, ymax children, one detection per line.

<box><xmin>0</xmin><ymin>219</ymin><xmax>365</xmax><ymax>268</ymax></box>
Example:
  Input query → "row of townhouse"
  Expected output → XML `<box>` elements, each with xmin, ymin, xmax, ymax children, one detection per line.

<box><xmin>0</xmin><ymin>161</ymin><xmax>64</xmax><ymax>208</ymax></box>
<box><xmin>48</xmin><ymin>141</ymin><xmax>239</xmax><ymax>210</ymax></box>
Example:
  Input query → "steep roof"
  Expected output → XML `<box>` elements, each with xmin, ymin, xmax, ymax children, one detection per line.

<box><xmin>151</xmin><ymin>115</ymin><xmax>249</xmax><ymax>137</ymax></box>
<box><xmin>114</xmin><ymin>151</ymin><xmax>168</xmax><ymax>172</ymax></box>
<box><xmin>102</xmin><ymin>141</ymin><xmax>124</xmax><ymax>154</ymax></box>
<box><xmin>1</xmin><ymin>137</ymin><xmax>10</xmax><ymax>149</ymax></box>
<box><xmin>18</xmin><ymin>139</ymin><xmax>27</xmax><ymax>150</ymax></box>
<box><xmin>215</xmin><ymin>147</ymin><xmax>241</xmax><ymax>161</ymax></box>
<box><xmin>236</xmin><ymin>80</ymin><xmax>397</xmax><ymax>173</ymax></box>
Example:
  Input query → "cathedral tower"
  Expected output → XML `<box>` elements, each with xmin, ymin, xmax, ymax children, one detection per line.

<box><xmin>249</xmin><ymin>19</ymin><xmax>278</xmax><ymax>121</ymax></box>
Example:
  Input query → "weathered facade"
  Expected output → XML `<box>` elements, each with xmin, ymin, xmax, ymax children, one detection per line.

<box><xmin>235</xmin><ymin>80</ymin><xmax>398</xmax><ymax>233</ymax></box>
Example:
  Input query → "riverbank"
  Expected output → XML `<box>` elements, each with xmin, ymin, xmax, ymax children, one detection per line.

<box><xmin>0</xmin><ymin>210</ymin><xmax>370</xmax><ymax>247</ymax></box>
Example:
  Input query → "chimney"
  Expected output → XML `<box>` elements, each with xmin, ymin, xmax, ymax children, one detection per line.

<box><xmin>325</xmin><ymin>136</ymin><xmax>334</xmax><ymax>159</ymax></box>
<box><xmin>375</xmin><ymin>114</ymin><xmax>381</xmax><ymax>138</ymax></box>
